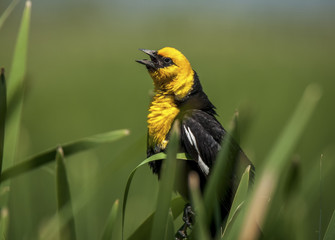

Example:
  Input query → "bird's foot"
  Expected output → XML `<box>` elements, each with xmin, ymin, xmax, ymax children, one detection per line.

<box><xmin>175</xmin><ymin>223</ymin><xmax>188</xmax><ymax>240</ymax></box>
<box><xmin>175</xmin><ymin>204</ymin><xmax>195</xmax><ymax>239</ymax></box>
<box><xmin>183</xmin><ymin>203</ymin><xmax>195</xmax><ymax>228</ymax></box>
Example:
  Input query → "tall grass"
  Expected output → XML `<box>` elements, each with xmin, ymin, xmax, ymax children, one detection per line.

<box><xmin>121</xmin><ymin>83</ymin><xmax>328</xmax><ymax>240</ymax></box>
<box><xmin>0</xmin><ymin>2</ymin><xmax>129</xmax><ymax>239</ymax></box>
<box><xmin>1</xmin><ymin>1</ymin><xmax>335</xmax><ymax>240</ymax></box>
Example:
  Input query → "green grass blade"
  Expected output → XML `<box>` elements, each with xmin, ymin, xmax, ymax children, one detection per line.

<box><xmin>222</xmin><ymin>166</ymin><xmax>251</xmax><ymax>239</ymax></box>
<box><xmin>0</xmin><ymin>129</ymin><xmax>129</xmax><ymax>183</ymax></box>
<box><xmin>189</xmin><ymin>172</ymin><xmax>211</xmax><ymax>240</ymax></box>
<box><xmin>56</xmin><ymin>147</ymin><xmax>76</xmax><ymax>240</ymax></box>
<box><xmin>0</xmin><ymin>0</ymin><xmax>31</xmax><ymax>225</ymax></box>
<box><xmin>0</xmin><ymin>69</ymin><xmax>6</xmax><ymax>174</ymax></box>
<box><xmin>127</xmin><ymin>197</ymin><xmax>185</xmax><ymax>240</ymax></box>
<box><xmin>100</xmin><ymin>199</ymin><xmax>119</xmax><ymax>240</ymax></box>
<box><xmin>324</xmin><ymin>210</ymin><xmax>335</xmax><ymax>240</ymax></box>
<box><xmin>169</xmin><ymin>196</ymin><xmax>186</xmax><ymax>223</ymax></box>
<box><xmin>265</xmin><ymin>84</ymin><xmax>322</xmax><ymax>172</ymax></box>
<box><xmin>239</xmin><ymin>84</ymin><xmax>322</xmax><ymax>240</ymax></box>
<box><xmin>3</xmin><ymin>0</ymin><xmax>31</xmax><ymax>169</ymax></box>
<box><xmin>121</xmin><ymin>152</ymin><xmax>189</xmax><ymax>239</ymax></box>
<box><xmin>0</xmin><ymin>0</ymin><xmax>19</xmax><ymax>30</ymax></box>
<box><xmin>150</xmin><ymin>121</ymin><xmax>180</xmax><ymax>240</ymax></box>
<box><xmin>121</xmin><ymin>153</ymin><xmax>165</xmax><ymax>239</ymax></box>
<box><xmin>165</xmin><ymin>210</ymin><xmax>175</xmax><ymax>240</ymax></box>
<box><xmin>226</xmin><ymin>166</ymin><xmax>251</xmax><ymax>226</ymax></box>
<box><xmin>222</xmin><ymin>203</ymin><xmax>244</xmax><ymax>240</ymax></box>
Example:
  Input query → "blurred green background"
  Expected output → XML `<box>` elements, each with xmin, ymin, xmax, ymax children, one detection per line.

<box><xmin>1</xmin><ymin>0</ymin><xmax>335</xmax><ymax>239</ymax></box>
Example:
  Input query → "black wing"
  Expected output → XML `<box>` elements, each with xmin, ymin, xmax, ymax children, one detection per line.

<box><xmin>180</xmin><ymin>109</ymin><xmax>254</xmax><ymax>184</ymax></box>
<box><xmin>180</xmin><ymin>109</ymin><xmax>225</xmax><ymax>176</ymax></box>
<box><xmin>180</xmin><ymin>109</ymin><xmax>254</xmax><ymax>221</ymax></box>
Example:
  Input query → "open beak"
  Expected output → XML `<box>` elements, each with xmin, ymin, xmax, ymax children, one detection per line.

<box><xmin>136</xmin><ymin>49</ymin><xmax>158</xmax><ymax>70</ymax></box>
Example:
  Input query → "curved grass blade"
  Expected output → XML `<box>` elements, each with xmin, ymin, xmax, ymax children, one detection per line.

<box><xmin>3</xmin><ymin>0</ymin><xmax>31</xmax><ymax>169</ymax></box>
<box><xmin>0</xmin><ymin>129</ymin><xmax>129</xmax><ymax>183</ymax></box>
<box><xmin>189</xmin><ymin>172</ymin><xmax>210</xmax><ymax>240</ymax></box>
<box><xmin>150</xmin><ymin>122</ymin><xmax>180</xmax><ymax>240</ymax></box>
<box><xmin>0</xmin><ymin>0</ymin><xmax>19</xmax><ymax>30</ymax></box>
<box><xmin>127</xmin><ymin>196</ymin><xmax>185</xmax><ymax>240</ymax></box>
<box><xmin>0</xmin><ymin>68</ymin><xmax>6</xmax><ymax>174</ymax></box>
<box><xmin>222</xmin><ymin>165</ymin><xmax>251</xmax><ymax>239</ymax></box>
<box><xmin>239</xmin><ymin>84</ymin><xmax>322</xmax><ymax>240</ymax></box>
<box><xmin>100</xmin><ymin>199</ymin><xmax>119</xmax><ymax>240</ymax></box>
<box><xmin>56</xmin><ymin>147</ymin><xmax>76</xmax><ymax>240</ymax></box>
<box><xmin>121</xmin><ymin>152</ymin><xmax>166</xmax><ymax>239</ymax></box>
<box><xmin>121</xmin><ymin>152</ymin><xmax>189</xmax><ymax>239</ymax></box>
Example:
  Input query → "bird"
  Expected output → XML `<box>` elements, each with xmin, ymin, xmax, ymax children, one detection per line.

<box><xmin>136</xmin><ymin>47</ymin><xmax>254</xmax><ymax>239</ymax></box>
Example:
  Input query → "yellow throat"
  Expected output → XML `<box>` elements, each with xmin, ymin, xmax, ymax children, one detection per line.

<box><xmin>147</xmin><ymin>91</ymin><xmax>179</xmax><ymax>149</ymax></box>
<box><xmin>147</xmin><ymin>47</ymin><xmax>194</xmax><ymax>149</ymax></box>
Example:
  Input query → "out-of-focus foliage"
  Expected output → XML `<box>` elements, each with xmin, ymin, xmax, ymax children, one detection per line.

<box><xmin>0</xmin><ymin>0</ymin><xmax>334</xmax><ymax>239</ymax></box>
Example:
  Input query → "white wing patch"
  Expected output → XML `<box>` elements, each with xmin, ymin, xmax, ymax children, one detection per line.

<box><xmin>183</xmin><ymin>125</ymin><xmax>210</xmax><ymax>176</ymax></box>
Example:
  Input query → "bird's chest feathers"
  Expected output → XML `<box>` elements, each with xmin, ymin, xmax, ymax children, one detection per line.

<box><xmin>147</xmin><ymin>93</ymin><xmax>180</xmax><ymax>150</ymax></box>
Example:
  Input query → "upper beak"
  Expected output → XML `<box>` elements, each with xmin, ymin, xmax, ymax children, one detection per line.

<box><xmin>139</xmin><ymin>49</ymin><xmax>156</xmax><ymax>57</ymax></box>
<box><xmin>136</xmin><ymin>49</ymin><xmax>157</xmax><ymax>69</ymax></box>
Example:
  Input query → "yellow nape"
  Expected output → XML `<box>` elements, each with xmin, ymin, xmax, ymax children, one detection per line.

<box><xmin>150</xmin><ymin>47</ymin><xmax>194</xmax><ymax>100</ymax></box>
<box><xmin>147</xmin><ymin>91</ymin><xmax>180</xmax><ymax>149</ymax></box>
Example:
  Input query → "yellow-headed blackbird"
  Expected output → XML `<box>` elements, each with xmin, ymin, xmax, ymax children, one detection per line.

<box><xmin>136</xmin><ymin>47</ymin><xmax>254</xmax><ymax>238</ymax></box>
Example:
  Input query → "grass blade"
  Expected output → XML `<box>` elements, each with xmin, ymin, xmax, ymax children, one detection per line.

<box><xmin>165</xmin><ymin>209</ymin><xmax>175</xmax><ymax>240</ymax></box>
<box><xmin>222</xmin><ymin>203</ymin><xmax>244</xmax><ymax>240</ymax></box>
<box><xmin>189</xmin><ymin>172</ymin><xmax>210</xmax><ymax>240</ymax></box>
<box><xmin>100</xmin><ymin>199</ymin><xmax>119</xmax><ymax>240</ymax></box>
<box><xmin>121</xmin><ymin>152</ymin><xmax>189</xmax><ymax>239</ymax></box>
<box><xmin>56</xmin><ymin>147</ymin><xmax>76</xmax><ymax>240</ymax></box>
<box><xmin>0</xmin><ymin>0</ymin><xmax>31</xmax><ymax>225</ymax></box>
<box><xmin>150</xmin><ymin>121</ymin><xmax>180</xmax><ymax>240</ymax></box>
<box><xmin>3</xmin><ymin>0</ymin><xmax>32</xmax><ymax>169</ymax></box>
<box><xmin>0</xmin><ymin>68</ymin><xmax>6</xmax><ymax>174</ymax></box>
<box><xmin>0</xmin><ymin>0</ymin><xmax>19</xmax><ymax>30</ymax></box>
<box><xmin>121</xmin><ymin>154</ymin><xmax>166</xmax><ymax>239</ymax></box>
<box><xmin>239</xmin><ymin>84</ymin><xmax>322</xmax><ymax>240</ymax></box>
<box><xmin>127</xmin><ymin>197</ymin><xmax>185</xmax><ymax>240</ymax></box>
<box><xmin>222</xmin><ymin>166</ymin><xmax>251</xmax><ymax>239</ymax></box>
<box><xmin>226</xmin><ymin>166</ymin><xmax>251</xmax><ymax>227</ymax></box>
<box><xmin>0</xmin><ymin>129</ymin><xmax>129</xmax><ymax>183</ymax></box>
<box><xmin>324</xmin><ymin>210</ymin><xmax>335</xmax><ymax>240</ymax></box>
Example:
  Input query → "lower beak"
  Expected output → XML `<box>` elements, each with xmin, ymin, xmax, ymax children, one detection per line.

<box><xmin>135</xmin><ymin>59</ymin><xmax>156</xmax><ymax>69</ymax></box>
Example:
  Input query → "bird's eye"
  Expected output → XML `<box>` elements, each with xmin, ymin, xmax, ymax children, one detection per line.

<box><xmin>164</xmin><ymin>57</ymin><xmax>172</xmax><ymax>63</ymax></box>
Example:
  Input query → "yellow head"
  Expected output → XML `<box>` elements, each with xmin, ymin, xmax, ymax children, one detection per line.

<box><xmin>136</xmin><ymin>47</ymin><xmax>194</xmax><ymax>100</ymax></box>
